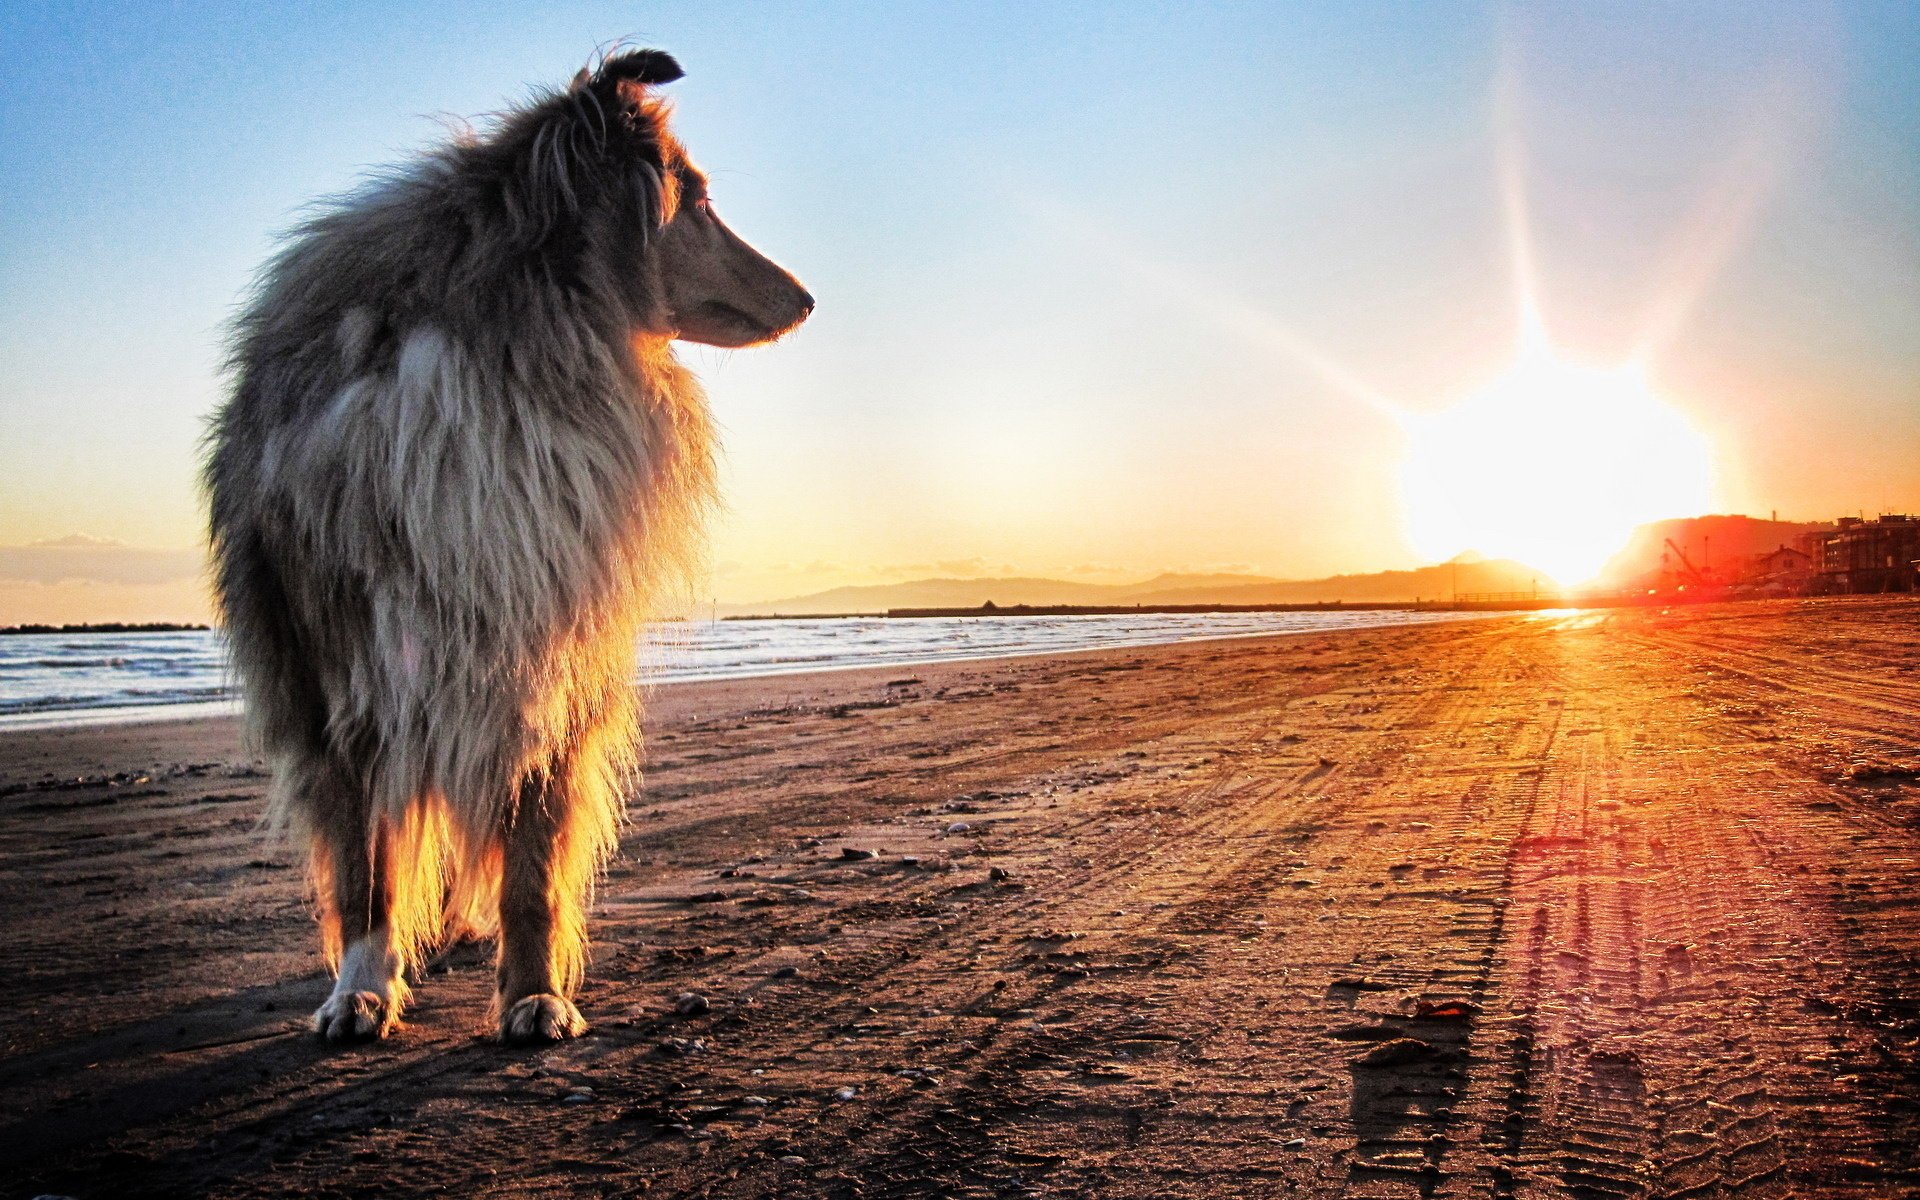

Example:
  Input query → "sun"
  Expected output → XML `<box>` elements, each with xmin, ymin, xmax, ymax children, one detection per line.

<box><xmin>1397</xmin><ymin>324</ymin><xmax>1716</xmax><ymax>587</ymax></box>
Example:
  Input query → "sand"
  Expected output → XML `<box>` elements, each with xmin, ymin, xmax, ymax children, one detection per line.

<box><xmin>3</xmin><ymin>598</ymin><xmax>1919</xmax><ymax>1198</ymax></box>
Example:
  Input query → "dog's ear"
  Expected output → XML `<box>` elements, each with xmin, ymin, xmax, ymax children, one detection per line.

<box><xmin>573</xmin><ymin>49</ymin><xmax>684</xmax><ymax>102</ymax></box>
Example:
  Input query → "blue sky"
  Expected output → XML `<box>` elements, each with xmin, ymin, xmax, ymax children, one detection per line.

<box><xmin>1</xmin><ymin>2</ymin><xmax>1916</xmax><ymax>617</ymax></box>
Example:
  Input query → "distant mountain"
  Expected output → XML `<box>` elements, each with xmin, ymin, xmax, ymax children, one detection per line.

<box><xmin>1121</xmin><ymin>558</ymin><xmax>1547</xmax><ymax>606</ymax></box>
<box><xmin>720</xmin><ymin>558</ymin><xmax>1546</xmax><ymax>616</ymax></box>
<box><xmin>1595</xmin><ymin>514</ymin><xmax>1826</xmax><ymax>586</ymax></box>
<box><xmin>717</xmin><ymin>576</ymin><xmax>1170</xmax><ymax>616</ymax></box>
<box><xmin>1107</xmin><ymin>571</ymin><xmax>1283</xmax><ymax>597</ymax></box>
<box><xmin>720</xmin><ymin>514</ymin><xmax>1839</xmax><ymax>616</ymax></box>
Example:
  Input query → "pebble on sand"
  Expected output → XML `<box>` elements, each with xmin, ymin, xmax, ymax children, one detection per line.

<box><xmin>832</xmin><ymin>1086</ymin><xmax>857</xmax><ymax>1101</ymax></box>
<box><xmin>674</xmin><ymin>991</ymin><xmax>711</xmax><ymax>1017</ymax></box>
<box><xmin>988</xmin><ymin>866</ymin><xmax>1011</xmax><ymax>881</ymax></box>
<box><xmin>840</xmin><ymin>846</ymin><xmax>879</xmax><ymax>860</ymax></box>
<box><xmin>946</xmin><ymin>821</ymin><xmax>972</xmax><ymax>834</ymax></box>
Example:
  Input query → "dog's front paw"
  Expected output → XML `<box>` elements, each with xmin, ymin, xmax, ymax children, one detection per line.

<box><xmin>499</xmin><ymin>993</ymin><xmax>587</xmax><ymax>1043</ymax></box>
<box><xmin>313</xmin><ymin>989</ymin><xmax>395</xmax><ymax>1043</ymax></box>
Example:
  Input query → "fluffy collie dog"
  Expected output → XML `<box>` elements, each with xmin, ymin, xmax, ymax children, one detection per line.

<box><xmin>205</xmin><ymin>50</ymin><xmax>811</xmax><ymax>1043</ymax></box>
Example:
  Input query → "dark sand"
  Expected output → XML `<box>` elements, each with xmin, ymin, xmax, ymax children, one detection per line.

<box><xmin>3</xmin><ymin>599</ymin><xmax>1919</xmax><ymax>1198</ymax></box>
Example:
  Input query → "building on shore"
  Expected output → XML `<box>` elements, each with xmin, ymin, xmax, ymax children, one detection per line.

<box><xmin>1741</xmin><ymin>544</ymin><xmax>1814</xmax><ymax>596</ymax></box>
<box><xmin>1800</xmin><ymin>515</ymin><xmax>1920</xmax><ymax>595</ymax></box>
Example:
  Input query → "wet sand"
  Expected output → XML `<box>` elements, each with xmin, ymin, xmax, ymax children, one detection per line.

<box><xmin>3</xmin><ymin>598</ymin><xmax>1919</xmax><ymax>1198</ymax></box>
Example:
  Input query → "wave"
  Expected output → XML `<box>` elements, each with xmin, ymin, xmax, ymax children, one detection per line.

<box><xmin>0</xmin><ymin>611</ymin><xmax>1501</xmax><ymax>730</ymax></box>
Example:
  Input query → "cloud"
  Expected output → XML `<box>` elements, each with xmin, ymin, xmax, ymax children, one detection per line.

<box><xmin>0</xmin><ymin>536</ymin><xmax>205</xmax><ymax>585</ymax></box>
<box><xmin>31</xmin><ymin>533</ymin><xmax>130</xmax><ymax>549</ymax></box>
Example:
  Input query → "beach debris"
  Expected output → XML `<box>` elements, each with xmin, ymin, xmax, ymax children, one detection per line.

<box><xmin>564</xmin><ymin>1089</ymin><xmax>594</xmax><ymax>1103</ymax></box>
<box><xmin>832</xmin><ymin>1086</ymin><xmax>857</xmax><ymax>1102</ymax></box>
<box><xmin>742</xmin><ymin>1095</ymin><xmax>771</xmax><ymax>1106</ymax></box>
<box><xmin>1413</xmin><ymin>998</ymin><xmax>1475</xmax><ymax>1020</ymax></box>
<box><xmin>772</xmin><ymin>965</ymin><xmax>801</xmax><ymax>979</ymax></box>
<box><xmin>839</xmin><ymin>846</ymin><xmax>880</xmax><ymax>860</ymax></box>
<box><xmin>988</xmin><ymin>866</ymin><xmax>1011</xmax><ymax>882</ymax></box>
<box><xmin>946</xmin><ymin>821</ymin><xmax>972</xmax><ymax>834</ymax></box>
<box><xmin>689</xmin><ymin>889</ymin><xmax>729</xmax><ymax>903</ymax></box>
<box><xmin>657</xmin><ymin>1036</ymin><xmax>707</xmax><ymax>1058</ymax></box>
<box><xmin>673</xmin><ymin>991</ymin><xmax>711</xmax><ymax>1017</ymax></box>
<box><xmin>900</xmin><ymin>855</ymin><xmax>923</xmax><ymax>867</ymax></box>
<box><xmin>1358</xmin><ymin>1038</ymin><xmax>1436</xmax><ymax>1067</ymax></box>
<box><xmin>778</xmin><ymin>1155</ymin><xmax>807</xmax><ymax>1165</ymax></box>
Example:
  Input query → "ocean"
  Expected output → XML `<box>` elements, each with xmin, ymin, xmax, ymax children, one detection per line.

<box><xmin>0</xmin><ymin>609</ymin><xmax>1498</xmax><ymax>731</ymax></box>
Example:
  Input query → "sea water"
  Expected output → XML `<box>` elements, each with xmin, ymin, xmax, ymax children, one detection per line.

<box><xmin>0</xmin><ymin>610</ymin><xmax>1497</xmax><ymax>731</ymax></box>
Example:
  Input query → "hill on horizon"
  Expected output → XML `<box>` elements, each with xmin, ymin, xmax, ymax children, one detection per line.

<box><xmin>720</xmin><ymin>511</ymin><xmax>1857</xmax><ymax>616</ymax></box>
<box><xmin>717</xmin><ymin>558</ymin><xmax>1549</xmax><ymax>616</ymax></box>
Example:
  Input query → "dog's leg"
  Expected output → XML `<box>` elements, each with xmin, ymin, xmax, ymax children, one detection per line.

<box><xmin>496</xmin><ymin>767</ymin><xmax>591</xmax><ymax>1043</ymax></box>
<box><xmin>312</xmin><ymin>805</ymin><xmax>404</xmax><ymax>1043</ymax></box>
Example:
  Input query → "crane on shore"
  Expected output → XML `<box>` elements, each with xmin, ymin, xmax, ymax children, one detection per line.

<box><xmin>1662</xmin><ymin>536</ymin><xmax>1721</xmax><ymax>592</ymax></box>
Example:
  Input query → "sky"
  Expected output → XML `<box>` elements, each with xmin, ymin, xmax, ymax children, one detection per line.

<box><xmin>1</xmin><ymin>1</ymin><xmax>1916</xmax><ymax>621</ymax></box>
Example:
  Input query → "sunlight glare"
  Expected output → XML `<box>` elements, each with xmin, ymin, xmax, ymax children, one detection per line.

<box><xmin>1397</xmin><ymin>331</ymin><xmax>1716</xmax><ymax>587</ymax></box>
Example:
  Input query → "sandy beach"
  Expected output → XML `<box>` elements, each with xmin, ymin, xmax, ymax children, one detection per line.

<box><xmin>4</xmin><ymin>598</ymin><xmax>1919</xmax><ymax>1198</ymax></box>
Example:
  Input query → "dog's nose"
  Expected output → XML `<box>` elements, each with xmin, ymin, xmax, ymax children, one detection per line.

<box><xmin>796</xmin><ymin>289</ymin><xmax>816</xmax><ymax>316</ymax></box>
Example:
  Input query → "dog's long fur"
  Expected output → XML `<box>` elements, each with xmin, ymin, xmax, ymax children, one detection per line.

<box><xmin>205</xmin><ymin>50</ymin><xmax>808</xmax><ymax>1041</ymax></box>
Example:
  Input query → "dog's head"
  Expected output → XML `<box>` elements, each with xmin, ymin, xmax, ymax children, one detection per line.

<box><xmin>520</xmin><ymin>50</ymin><xmax>814</xmax><ymax>348</ymax></box>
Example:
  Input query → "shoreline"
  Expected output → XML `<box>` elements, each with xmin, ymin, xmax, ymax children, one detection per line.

<box><xmin>11</xmin><ymin>591</ymin><xmax>1908</xmax><ymax>734</ymax></box>
<box><xmin>0</xmin><ymin>607</ymin><xmax>1508</xmax><ymax>734</ymax></box>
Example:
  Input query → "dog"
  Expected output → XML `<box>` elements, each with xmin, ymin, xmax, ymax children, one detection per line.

<box><xmin>204</xmin><ymin>49</ymin><xmax>811</xmax><ymax>1043</ymax></box>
